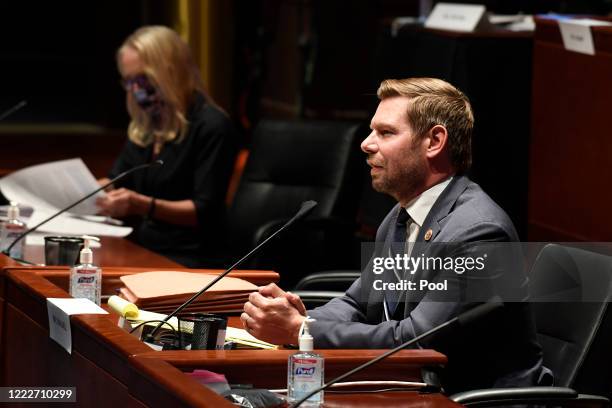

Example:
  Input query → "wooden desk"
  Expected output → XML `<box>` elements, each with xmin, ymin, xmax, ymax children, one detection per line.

<box><xmin>23</xmin><ymin>236</ymin><xmax>183</xmax><ymax>267</ymax></box>
<box><xmin>0</xmin><ymin>261</ymin><xmax>458</xmax><ymax>407</ymax></box>
<box><xmin>136</xmin><ymin>348</ymin><xmax>445</xmax><ymax>389</ymax></box>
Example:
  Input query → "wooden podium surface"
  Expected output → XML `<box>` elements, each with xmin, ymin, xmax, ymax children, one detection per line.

<box><xmin>0</xmin><ymin>242</ymin><xmax>458</xmax><ymax>407</ymax></box>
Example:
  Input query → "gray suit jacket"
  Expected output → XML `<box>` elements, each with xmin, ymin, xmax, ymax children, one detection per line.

<box><xmin>308</xmin><ymin>175</ymin><xmax>543</xmax><ymax>393</ymax></box>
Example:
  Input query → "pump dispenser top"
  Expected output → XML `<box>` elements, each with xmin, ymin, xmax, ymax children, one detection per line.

<box><xmin>7</xmin><ymin>201</ymin><xmax>19</xmax><ymax>220</ymax></box>
<box><xmin>79</xmin><ymin>235</ymin><xmax>99</xmax><ymax>264</ymax></box>
<box><xmin>299</xmin><ymin>317</ymin><xmax>315</xmax><ymax>352</ymax></box>
<box><xmin>69</xmin><ymin>235</ymin><xmax>102</xmax><ymax>305</ymax></box>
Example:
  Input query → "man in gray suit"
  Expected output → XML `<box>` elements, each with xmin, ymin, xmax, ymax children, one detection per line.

<box><xmin>241</xmin><ymin>78</ymin><xmax>543</xmax><ymax>393</ymax></box>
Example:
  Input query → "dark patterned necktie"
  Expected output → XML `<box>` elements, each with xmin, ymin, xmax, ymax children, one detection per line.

<box><xmin>385</xmin><ymin>208</ymin><xmax>410</xmax><ymax>316</ymax></box>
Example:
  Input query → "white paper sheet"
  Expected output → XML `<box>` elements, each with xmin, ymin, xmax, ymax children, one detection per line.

<box><xmin>25</xmin><ymin>232</ymin><xmax>102</xmax><ymax>247</ymax></box>
<box><xmin>425</xmin><ymin>3</ymin><xmax>486</xmax><ymax>32</ymax></box>
<box><xmin>558</xmin><ymin>18</ymin><xmax>612</xmax><ymax>55</ymax></box>
<box><xmin>28</xmin><ymin>208</ymin><xmax>132</xmax><ymax>237</ymax></box>
<box><xmin>0</xmin><ymin>158</ymin><xmax>104</xmax><ymax>215</ymax></box>
<box><xmin>0</xmin><ymin>159</ymin><xmax>132</xmax><ymax>237</ymax></box>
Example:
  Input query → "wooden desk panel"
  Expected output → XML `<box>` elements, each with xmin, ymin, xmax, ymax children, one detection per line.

<box><xmin>129</xmin><ymin>357</ymin><xmax>230</xmax><ymax>408</ymax></box>
<box><xmin>139</xmin><ymin>349</ymin><xmax>446</xmax><ymax>389</ymax></box>
<box><xmin>319</xmin><ymin>392</ymin><xmax>463</xmax><ymax>408</ymax></box>
<box><xmin>4</xmin><ymin>303</ymin><xmax>139</xmax><ymax>407</ymax></box>
<box><xmin>2</xmin><ymin>266</ymin><xmax>278</xmax><ymax>297</ymax></box>
<box><xmin>2</xmin><ymin>269</ymin><xmax>233</xmax><ymax>407</ymax></box>
<box><xmin>34</xmin><ymin>267</ymin><xmax>279</xmax><ymax>295</ymax></box>
<box><xmin>529</xmin><ymin>16</ymin><xmax>612</xmax><ymax>240</ymax></box>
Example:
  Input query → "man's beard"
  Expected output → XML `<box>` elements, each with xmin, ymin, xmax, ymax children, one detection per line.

<box><xmin>371</xmin><ymin>158</ymin><xmax>426</xmax><ymax>203</ymax></box>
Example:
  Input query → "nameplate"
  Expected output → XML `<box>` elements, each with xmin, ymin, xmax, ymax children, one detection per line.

<box><xmin>425</xmin><ymin>3</ymin><xmax>486</xmax><ymax>32</ymax></box>
<box><xmin>47</xmin><ymin>298</ymin><xmax>107</xmax><ymax>354</ymax></box>
<box><xmin>558</xmin><ymin>18</ymin><xmax>612</xmax><ymax>56</ymax></box>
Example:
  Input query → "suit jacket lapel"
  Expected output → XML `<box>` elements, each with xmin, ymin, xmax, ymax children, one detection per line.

<box><xmin>398</xmin><ymin>175</ymin><xmax>471</xmax><ymax>319</ymax></box>
<box><xmin>417</xmin><ymin>175</ymin><xmax>470</xmax><ymax>243</ymax></box>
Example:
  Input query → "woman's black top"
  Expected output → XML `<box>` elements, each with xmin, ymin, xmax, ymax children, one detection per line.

<box><xmin>109</xmin><ymin>94</ymin><xmax>238</xmax><ymax>267</ymax></box>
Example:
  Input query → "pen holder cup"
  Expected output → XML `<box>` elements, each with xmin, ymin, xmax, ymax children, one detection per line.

<box><xmin>177</xmin><ymin>313</ymin><xmax>227</xmax><ymax>350</ymax></box>
<box><xmin>44</xmin><ymin>236</ymin><xmax>84</xmax><ymax>266</ymax></box>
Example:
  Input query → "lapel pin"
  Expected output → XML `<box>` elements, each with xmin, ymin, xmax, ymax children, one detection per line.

<box><xmin>424</xmin><ymin>229</ymin><xmax>433</xmax><ymax>241</ymax></box>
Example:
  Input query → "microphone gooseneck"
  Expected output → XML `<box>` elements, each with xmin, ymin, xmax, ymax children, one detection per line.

<box><xmin>144</xmin><ymin>200</ymin><xmax>319</xmax><ymax>343</ymax></box>
<box><xmin>3</xmin><ymin>160</ymin><xmax>164</xmax><ymax>256</ymax></box>
<box><xmin>0</xmin><ymin>100</ymin><xmax>27</xmax><ymax>121</ymax></box>
<box><xmin>291</xmin><ymin>299</ymin><xmax>503</xmax><ymax>407</ymax></box>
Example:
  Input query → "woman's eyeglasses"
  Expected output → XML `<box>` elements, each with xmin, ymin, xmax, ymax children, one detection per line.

<box><xmin>121</xmin><ymin>74</ymin><xmax>154</xmax><ymax>91</ymax></box>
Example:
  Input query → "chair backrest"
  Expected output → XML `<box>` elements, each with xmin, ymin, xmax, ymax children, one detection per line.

<box><xmin>227</xmin><ymin>119</ymin><xmax>364</xmax><ymax>261</ymax></box>
<box><xmin>530</xmin><ymin>244</ymin><xmax>612</xmax><ymax>396</ymax></box>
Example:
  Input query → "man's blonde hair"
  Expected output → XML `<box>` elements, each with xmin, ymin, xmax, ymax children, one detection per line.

<box><xmin>377</xmin><ymin>77</ymin><xmax>474</xmax><ymax>173</ymax></box>
<box><xmin>118</xmin><ymin>26</ymin><xmax>214</xmax><ymax>146</ymax></box>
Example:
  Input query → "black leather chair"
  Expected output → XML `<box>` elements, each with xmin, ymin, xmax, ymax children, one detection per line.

<box><xmin>288</xmin><ymin>171</ymin><xmax>395</xmax><ymax>303</ymax></box>
<box><xmin>451</xmin><ymin>244</ymin><xmax>612</xmax><ymax>407</ymax></box>
<box><xmin>292</xmin><ymin>270</ymin><xmax>360</xmax><ymax>309</ymax></box>
<box><xmin>226</xmin><ymin>119</ymin><xmax>364</xmax><ymax>287</ymax></box>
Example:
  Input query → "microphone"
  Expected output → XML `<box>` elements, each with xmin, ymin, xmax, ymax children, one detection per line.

<box><xmin>291</xmin><ymin>299</ymin><xmax>503</xmax><ymax>407</ymax></box>
<box><xmin>3</xmin><ymin>160</ymin><xmax>164</xmax><ymax>257</ymax></box>
<box><xmin>0</xmin><ymin>100</ymin><xmax>27</xmax><ymax>121</ymax></box>
<box><xmin>144</xmin><ymin>200</ymin><xmax>319</xmax><ymax>343</ymax></box>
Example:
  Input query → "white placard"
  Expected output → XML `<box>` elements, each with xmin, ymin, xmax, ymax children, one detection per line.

<box><xmin>558</xmin><ymin>19</ymin><xmax>612</xmax><ymax>56</ymax></box>
<box><xmin>47</xmin><ymin>298</ymin><xmax>108</xmax><ymax>354</ymax></box>
<box><xmin>425</xmin><ymin>3</ymin><xmax>486</xmax><ymax>32</ymax></box>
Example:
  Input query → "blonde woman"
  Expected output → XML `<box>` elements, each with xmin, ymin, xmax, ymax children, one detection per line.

<box><xmin>96</xmin><ymin>26</ymin><xmax>237</xmax><ymax>267</ymax></box>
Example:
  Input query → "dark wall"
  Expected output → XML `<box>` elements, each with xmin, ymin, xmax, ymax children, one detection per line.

<box><xmin>0</xmin><ymin>1</ymin><xmax>172</xmax><ymax>128</ymax></box>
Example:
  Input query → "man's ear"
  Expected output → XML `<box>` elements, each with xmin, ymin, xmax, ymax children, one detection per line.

<box><xmin>424</xmin><ymin>125</ymin><xmax>448</xmax><ymax>159</ymax></box>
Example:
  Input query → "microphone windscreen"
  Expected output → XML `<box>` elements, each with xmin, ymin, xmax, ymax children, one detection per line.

<box><xmin>295</xmin><ymin>200</ymin><xmax>318</xmax><ymax>220</ymax></box>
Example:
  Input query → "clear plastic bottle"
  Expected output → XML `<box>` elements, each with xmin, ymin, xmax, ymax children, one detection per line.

<box><xmin>0</xmin><ymin>202</ymin><xmax>27</xmax><ymax>258</ymax></box>
<box><xmin>69</xmin><ymin>235</ymin><xmax>102</xmax><ymax>305</ymax></box>
<box><xmin>287</xmin><ymin>317</ymin><xmax>324</xmax><ymax>406</ymax></box>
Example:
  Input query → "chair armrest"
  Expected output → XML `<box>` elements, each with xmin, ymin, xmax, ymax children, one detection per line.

<box><xmin>294</xmin><ymin>270</ymin><xmax>361</xmax><ymax>291</ymax></box>
<box><xmin>450</xmin><ymin>386</ymin><xmax>609</xmax><ymax>407</ymax></box>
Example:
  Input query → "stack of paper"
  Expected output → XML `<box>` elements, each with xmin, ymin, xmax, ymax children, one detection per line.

<box><xmin>118</xmin><ymin>271</ymin><xmax>257</xmax><ymax>314</ymax></box>
<box><xmin>108</xmin><ymin>295</ymin><xmax>277</xmax><ymax>349</ymax></box>
<box><xmin>0</xmin><ymin>158</ymin><xmax>132</xmax><ymax>237</ymax></box>
<box><xmin>225</xmin><ymin>326</ymin><xmax>278</xmax><ymax>349</ymax></box>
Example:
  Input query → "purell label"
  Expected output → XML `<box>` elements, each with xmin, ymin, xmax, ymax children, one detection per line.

<box><xmin>77</xmin><ymin>276</ymin><xmax>95</xmax><ymax>284</ymax></box>
<box><xmin>293</xmin><ymin>358</ymin><xmax>320</xmax><ymax>380</ymax></box>
<box><xmin>76</xmin><ymin>269</ymin><xmax>96</xmax><ymax>285</ymax></box>
<box><xmin>292</xmin><ymin>357</ymin><xmax>323</xmax><ymax>402</ymax></box>
<box><xmin>4</xmin><ymin>231</ymin><xmax>23</xmax><ymax>257</ymax></box>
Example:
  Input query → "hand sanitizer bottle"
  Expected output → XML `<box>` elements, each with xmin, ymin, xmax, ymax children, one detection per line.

<box><xmin>69</xmin><ymin>235</ymin><xmax>102</xmax><ymax>305</ymax></box>
<box><xmin>287</xmin><ymin>317</ymin><xmax>324</xmax><ymax>405</ymax></box>
<box><xmin>0</xmin><ymin>201</ymin><xmax>27</xmax><ymax>258</ymax></box>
